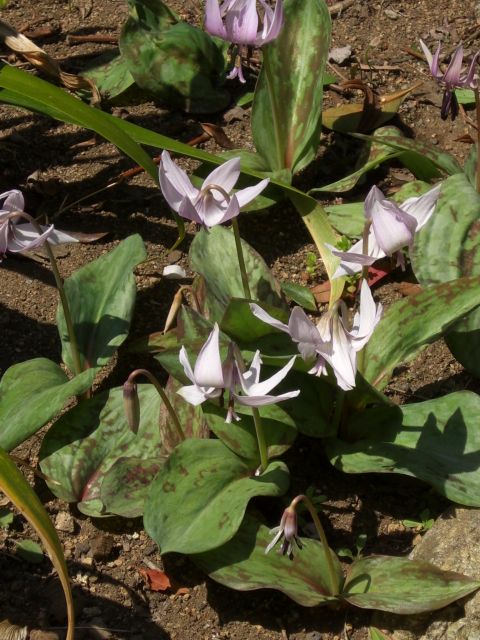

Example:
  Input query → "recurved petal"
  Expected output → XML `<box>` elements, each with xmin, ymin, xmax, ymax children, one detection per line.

<box><xmin>257</xmin><ymin>0</ymin><xmax>284</xmax><ymax>44</ymax></box>
<box><xmin>419</xmin><ymin>40</ymin><xmax>442</xmax><ymax>79</ymax></box>
<box><xmin>204</xmin><ymin>0</ymin><xmax>228</xmax><ymax>38</ymax></box>
<box><xmin>250</xmin><ymin>303</ymin><xmax>290</xmax><ymax>333</ymax></box>
<box><xmin>288</xmin><ymin>307</ymin><xmax>322</xmax><ymax>349</ymax></box>
<box><xmin>241</xmin><ymin>355</ymin><xmax>297</xmax><ymax>397</ymax></box>
<box><xmin>159</xmin><ymin>151</ymin><xmax>198</xmax><ymax>213</ymax></box>
<box><xmin>234</xmin><ymin>178</ymin><xmax>270</xmax><ymax>208</ymax></box>
<box><xmin>7</xmin><ymin>223</ymin><xmax>54</xmax><ymax>253</ymax></box>
<box><xmin>179</xmin><ymin>346</ymin><xmax>196</xmax><ymax>384</ymax></box>
<box><xmin>400</xmin><ymin>182</ymin><xmax>441</xmax><ymax>230</ymax></box>
<box><xmin>443</xmin><ymin>44</ymin><xmax>465</xmax><ymax>86</ymax></box>
<box><xmin>193</xmin><ymin>323</ymin><xmax>225</xmax><ymax>388</ymax></box>
<box><xmin>0</xmin><ymin>189</ymin><xmax>25</xmax><ymax>213</ymax></box>
<box><xmin>203</xmin><ymin>157</ymin><xmax>241</xmax><ymax>194</ymax></box>
<box><xmin>234</xmin><ymin>388</ymin><xmax>300</xmax><ymax>407</ymax></box>
<box><xmin>349</xmin><ymin>280</ymin><xmax>383</xmax><ymax>351</ymax></box>
<box><xmin>207</xmin><ymin>194</ymin><xmax>240</xmax><ymax>226</ymax></box>
<box><xmin>327</xmin><ymin>235</ymin><xmax>385</xmax><ymax>280</ymax></box>
<box><xmin>462</xmin><ymin>52</ymin><xmax>480</xmax><ymax>88</ymax></box>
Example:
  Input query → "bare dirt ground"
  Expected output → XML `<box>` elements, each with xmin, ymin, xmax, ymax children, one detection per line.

<box><xmin>0</xmin><ymin>0</ymin><xmax>479</xmax><ymax>638</ymax></box>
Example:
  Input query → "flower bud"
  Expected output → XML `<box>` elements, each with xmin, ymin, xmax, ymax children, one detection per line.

<box><xmin>123</xmin><ymin>379</ymin><xmax>140</xmax><ymax>434</ymax></box>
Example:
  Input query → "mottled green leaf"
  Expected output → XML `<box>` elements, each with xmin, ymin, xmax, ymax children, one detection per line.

<box><xmin>352</xmin><ymin>133</ymin><xmax>462</xmax><ymax>176</ymax></box>
<box><xmin>363</xmin><ymin>276</ymin><xmax>480</xmax><ymax>389</ymax></box>
<box><xmin>144</xmin><ymin>439</ymin><xmax>289</xmax><ymax>554</ymax></box>
<box><xmin>281</xmin><ymin>282</ymin><xmax>317</xmax><ymax>311</ymax></box>
<box><xmin>412</xmin><ymin>173</ymin><xmax>480</xmax><ymax>376</ymax></box>
<box><xmin>58</xmin><ymin>234</ymin><xmax>146</xmax><ymax>373</ymax></box>
<box><xmin>343</xmin><ymin>555</ymin><xmax>479</xmax><ymax>613</ymax></box>
<box><xmin>83</xmin><ymin>51</ymin><xmax>137</xmax><ymax>101</ymax></box>
<box><xmin>0</xmin><ymin>358</ymin><xmax>94</xmax><ymax>452</ymax></box>
<box><xmin>189</xmin><ymin>226</ymin><xmax>286</xmax><ymax>322</ymax></box>
<box><xmin>0</xmin><ymin>448</ymin><xmax>74</xmax><ymax>639</ymax></box>
<box><xmin>192</xmin><ymin>514</ymin><xmax>342</xmax><ymax>606</ymax></box>
<box><xmin>251</xmin><ymin>0</ymin><xmax>331</xmax><ymax>172</ymax></box>
<box><xmin>203</xmin><ymin>403</ymin><xmax>296</xmax><ymax>464</ymax></box>
<box><xmin>119</xmin><ymin>0</ymin><xmax>229</xmax><ymax>113</ymax></box>
<box><xmin>327</xmin><ymin>391</ymin><xmax>480</xmax><ymax>506</ymax></box>
<box><xmin>39</xmin><ymin>385</ymin><xmax>164</xmax><ymax>517</ymax></box>
<box><xmin>464</xmin><ymin>143</ymin><xmax>476</xmax><ymax>187</ymax></box>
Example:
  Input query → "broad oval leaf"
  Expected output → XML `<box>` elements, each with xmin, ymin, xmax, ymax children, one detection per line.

<box><xmin>412</xmin><ymin>173</ymin><xmax>480</xmax><ymax>377</ymax></box>
<box><xmin>189</xmin><ymin>226</ymin><xmax>286</xmax><ymax>322</ymax></box>
<box><xmin>342</xmin><ymin>555</ymin><xmax>479</xmax><ymax>614</ymax></box>
<box><xmin>363</xmin><ymin>275</ymin><xmax>480</xmax><ymax>389</ymax></box>
<box><xmin>0</xmin><ymin>448</ymin><xmax>74</xmax><ymax>640</ymax></box>
<box><xmin>39</xmin><ymin>385</ymin><xmax>164</xmax><ymax>517</ymax></box>
<box><xmin>0</xmin><ymin>358</ymin><xmax>94</xmax><ymax>452</ymax></box>
<box><xmin>251</xmin><ymin>0</ymin><xmax>331</xmax><ymax>173</ymax></box>
<box><xmin>144</xmin><ymin>439</ymin><xmax>290</xmax><ymax>554</ymax></box>
<box><xmin>192</xmin><ymin>514</ymin><xmax>342</xmax><ymax>606</ymax></box>
<box><xmin>327</xmin><ymin>391</ymin><xmax>480</xmax><ymax>506</ymax></box>
<box><xmin>57</xmin><ymin>234</ymin><xmax>146</xmax><ymax>373</ymax></box>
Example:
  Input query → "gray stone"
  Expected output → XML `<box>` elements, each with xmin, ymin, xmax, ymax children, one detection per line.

<box><xmin>328</xmin><ymin>45</ymin><xmax>352</xmax><ymax>65</ymax></box>
<box><xmin>55</xmin><ymin>510</ymin><xmax>75</xmax><ymax>533</ymax></box>
<box><xmin>373</xmin><ymin>507</ymin><xmax>480</xmax><ymax>639</ymax></box>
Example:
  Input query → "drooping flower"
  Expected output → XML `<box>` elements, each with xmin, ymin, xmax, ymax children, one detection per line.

<box><xmin>0</xmin><ymin>189</ymin><xmax>79</xmax><ymax>260</ymax></box>
<box><xmin>250</xmin><ymin>280</ymin><xmax>382</xmax><ymax>391</ymax></box>
<box><xmin>205</xmin><ymin>0</ymin><xmax>284</xmax><ymax>83</ymax></box>
<box><xmin>328</xmin><ymin>183</ymin><xmax>442</xmax><ymax>279</ymax></box>
<box><xmin>265</xmin><ymin>504</ymin><xmax>302</xmax><ymax>557</ymax></box>
<box><xmin>159</xmin><ymin>151</ymin><xmax>269</xmax><ymax>229</ymax></box>
<box><xmin>177</xmin><ymin>323</ymin><xmax>299</xmax><ymax>421</ymax></box>
<box><xmin>420</xmin><ymin>40</ymin><xmax>479</xmax><ymax>120</ymax></box>
<box><xmin>233</xmin><ymin>351</ymin><xmax>300</xmax><ymax>407</ymax></box>
<box><xmin>205</xmin><ymin>0</ymin><xmax>284</xmax><ymax>47</ymax></box>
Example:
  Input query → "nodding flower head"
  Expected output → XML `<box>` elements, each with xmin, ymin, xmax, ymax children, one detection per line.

<box><xmin>265</xmin><ymin>505</ymin><xmax>302</xmax><ymax>558</ymax></box>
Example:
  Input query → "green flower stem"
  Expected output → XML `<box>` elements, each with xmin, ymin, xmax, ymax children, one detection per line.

<box><xmin>252</xmin><ymin>407</ymin><xmax>269</xmax><ymax>472</ymax></box>
<box><xmin>231</xmin><ymin>217</ymin><xmax>252</xmax><ymax>299</ymax></box>
<box><xmin>129</xmin><ymin>369</ymin><xmax>184</xmax><ymax>442</ymax></box>
<box><xmin>293</xmin><ymin>494</ymin><xmax>340</xmax><ymax>596</ymax></box>
<box><xmin>14</xmin><ymin>212</ymin><xmax>83</xmax><ymax>376</ymax></box>
<box><xmin>475</xmin><ymin>88</ymin><xmax>480</xmax><ymax>193</ymax></box>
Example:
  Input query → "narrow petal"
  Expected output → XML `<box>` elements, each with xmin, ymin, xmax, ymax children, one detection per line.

<box><xmin>193</xmin><ymin>324</ymin><xmax>225</xmax><ymax>388</ymax></box>
<box><xmin>203</xmin><ymin>157</ymin><xmax>241</xmax><ymax>194</ymax></box>
<box><xmin>159</xmin><ymin>151</ymin><xmax>198</xmax><ymax>213</ymax></box>
<box><xmin>177</xmin><ymin>384</ymin><xmax>210</xmax><ymax>406</ymax></box>
<box><xmin>0</xmin><ymin>189</ymin><xmax>24</xmax><ymax>213</ymax></box>
<box><xmin>327</xmin><ymin>235</ymin><xmax>385</xmax><ymax>279</ymax></box>
<box><xmin>7</xmin><ymin>223</ymin><xmax>54</xmax><ymax>253</ymax></box>
<box><xmin>234</xmin><ymin>178</ymin><xmax>270</xmax><ymax>208</ymax></box>
<box><xmin>419</xmin><ymin>40</ymin><xmax>442</xmax><ymax>79</ymax></box>
<box><xmin>288</xmin><ymin>307</ymin><xmax>323</xmax><ymax>359</ymax></box>
<box><xmin>48</xmin><ymin>227</ymin><xmax>80</xmax><ymax>245</ymax></box>
<box><xmin>250</xmin><ymin>303</ymin><xmax>289</xmax><ymax>333</ymax></box>
<box><xmin>204</xmin><ymin>0</ymin><xmax>228</xmax><ymax>38</ymax></box>
<box><xmin>241</xmin><ymin>355</ymin><xmax>297</xmax><ymax>397</ymax></box>
<box><xmin>241</xmin><ymin>350</ymin><xmax>263</xmax><ymax>388</ymax></box>
<box><xmin>348</xmin><ymin>280</ymin><xmax>383</xmax><ymax>351</ymax></box>
<box><xmin>178</xmin><ymin>196</ymin><xmax>205</xmax><ymax>225</ymax></box>
<box><xmin>327</xmin><ymin>321</ymin><xmax>357</xmax><ymax>390</ymax></box>
<box><xmin>443</xmin><ymin>45</ymin><xmax>464</xmax><ymax>87</ymax></box>
<box><xmin>234</xmin><ymin>389</ymin><xmax>300</xmax><ymax>406</ymax></box>
<box><xmin>257</xmin><ymin>0</ymin><xmax>283</xmax><ymax>44</ymax></box>
<box><xmin>401</xmin><ymin>183</ymin><xmax>441</xmax><ymax>230</ymax></box>
<box><xmin>179</xmin><ymin>346</ymin><xmax>196</xmax><ymax>384</ymax></box>
<box><xmin>462</xmin><ymin>52</ymin><xmax>480</xmax><ymax>88</ymax></box>
<box><xmin>208</xmin><ymin>194</ymin><xmax>240</xmax><ymax>226</ymax></box>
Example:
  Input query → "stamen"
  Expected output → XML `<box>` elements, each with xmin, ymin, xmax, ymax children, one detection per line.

<box><xmin>197</xmin><ymin>183</ymin><xmax>231</xmax><ymax>203</ymax></box>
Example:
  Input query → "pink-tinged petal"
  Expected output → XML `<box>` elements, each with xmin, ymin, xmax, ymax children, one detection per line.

<box><xmin>364</xmin><ymin>185</ymin><xmax>386</xmax><ymax>220</ymax></box>
<box><xmin>241</xmin><ymin>350</ymin><xmax>263</xmax><ymax>388</ymax></box>
<box><xmin>203</xmin><ymin>157</ymin><xmax>241</xmax><ymax>194</ymax></box>
<box><xmin>0</xmin><ymin>221</ymin><xmax>9</xmax><ymax>255</ymax></box>
<box><xmin>179</xmin><ymin>346</ymin><xmax>196</xmax><ymax>384</ymax></box>
<box><xmin>234</xmin><ymin>389</ymin><xmax>300</xmax><ymax>406</ymax></box>
<box><xmin>250</xmin><ymin>303</ymin><xmax>290</xmax><ymax>333</ymax></box>
<box><xmin>370</xmin><ymin>198</ymin><xmax>417</xmax><ymax>255</ymax></box>
<box><xmin>462</xmin><ymin>52</ymin><xmax>480</xmax><ymax>88</ymax></box>
<box><xmin>241</xmin><ymin>355</ymin><xmax>297</xmax><ymax>396</ymax></box>
<box><xmin>193</xmin><ymin>323</ymin><xmax>225</xmax><ymax>388</ymax></box>
<box><xmin>177</xmin><ymin>384</ymin><xmax>211</xmax><ymax>405</ymax></box>
<box><xmin>419</xmin><ymin>40</ymin><xmax>442</xmax><ymax>80</ymax></box>
<box><xmin>327</xmin><ymin>318</ymin><xmax>357</xmax><ymax>390</ymax></box>
<box><xmin>327</xmin><ymin>236</ymin><xmax>385</xmax><ymax>280</ymax></box>
<box><xmin>257</xmin><ymin>0</ymin><xmax>283</xmax><ymax>44</ymax></box>
<box><xmin>7</xmin><ymin>223</ymin><xmax>54</xmax><ymax>253</ymax></box>
<box><xmin>288</xmin><ymin>307</ymin><xmax>323</xmax><ymax>359</ymax></box>
<box><xmin>178</xmin><ymin>197</ymin><xmax>205</xmax><ymax>225</ymax></box>
<box><xmin>348</xmin><ymin>280</ymin><xmax>382</xmax><ymax>351</ymax></box>
<box><xmin>225</xmin><ymin>0</ymin><xmax>258</xmax><ymax>44</ymax></box>
<box><xmin>401</xmin><ymin>183</ymin><xmax>441</xmax><ymax>230</ymax></box>
<box><xmin>234</xmin><ymin>178</ymin><xmax>269</xmax><ymax>208</ymax></box>
<box><xmin>443</xmin><ymin>45</ymin><xmax>465</xmax><ymax>87</ymax></box>
<box><xmin>159</xmin><ymin>151</ymin><xmax>198</xmax><ymax>213</ymax></box>
<box><xmin>204</xmin><ymin>0</ymin><xmax>228</xmax><ymax>38</ymax></box>
<box><xmin>0</xmin><ymin>189</ymin><xmax>24</xmax><ymax>213</ymax></box>
<box><xmin>208</xmin><ymin>194</ymin><xmax>240</xmax><ymax>226</ymax></box>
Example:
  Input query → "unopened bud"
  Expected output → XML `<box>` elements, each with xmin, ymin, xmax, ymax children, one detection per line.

<box><xmin>123</xmin><ymin>379</ymin><xmax>140</xmax><ymax>434</ymax></box>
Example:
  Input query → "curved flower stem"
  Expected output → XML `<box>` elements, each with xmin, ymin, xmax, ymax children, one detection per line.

<box><xmin>252</xmin><ymin>408</ymin><xmax>269</xmax><ymax>473</ymax></box>
<box><xmin>127</xmin><ymin>369</ymin><xmax>184</xmax><ymax>442</ymax></box>
<box><xmin>10</xmin><ymin>212</ymin><xmax>83</xmax><ymax>376</ymax></box>
<box><xmin>292</xmin><ymin>494</ymin><xmax>340</xmax><ymax>596</ymax></box>
<box><xmin>231</xmin><ymin>217</ymin><xmax>252</xmax><ymax>299</ymax></box>
<box><xmin>475</xmin><ymin>88</ymin><xmax>480</xmax><ymax>193</ymax></box>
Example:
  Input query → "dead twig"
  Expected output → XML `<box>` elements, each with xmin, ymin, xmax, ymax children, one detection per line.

<box><xmin>329</xmin><ymin>0</ymin><xmax>355</xmax><ymax>16</ymax></box>
<box><xmin>66</xmin><ymin>33</ymin><xmax>118</xmax><ymax>45</ymax></box>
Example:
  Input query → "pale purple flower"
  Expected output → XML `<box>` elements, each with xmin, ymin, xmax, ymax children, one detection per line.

<box><xmin>0</xmin><ymin>189</ymin><xmax>78</xmax><ymax>260</ymax></box>
<box><xmin>265</xmin><ymin>505</ymin><xmax>302</xmax><ymax>557</ymax></box>
<box><xmin>205</xmin><ymin>0</ymin><xmax>284</xmax><ymax>83</ymax></box>
<box><xmin>420</xmin><ymin>40</ymin><xmax>479</xmax><ymax>120</ymax></box>
<box><xmin>328</xmin><ymin>183</ymin><xmax>442</xmax><ymax>279</ymax></box>
<box><xmin>233</xmin><ymin>351</ymin><xmax>300</xmax><ymax>407</ymax></box>
<box><xmin>205</xmin><ymin>0</ymin><xmax>284</xmax><ymax>47</ymax></box>
<box><xmin>177</xmin><ymin>323</ymin><xmax>299</xmax><ymax>420</ymax></box>
<box><xmin>250</xmin><ymin>281</ymin><xmax>382</xmax><ymax>391</ymax></box>
<box><xmin>159</xmin><ymin>151</ymin><xmax>269</xmax><ymax>229</ymax></box>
